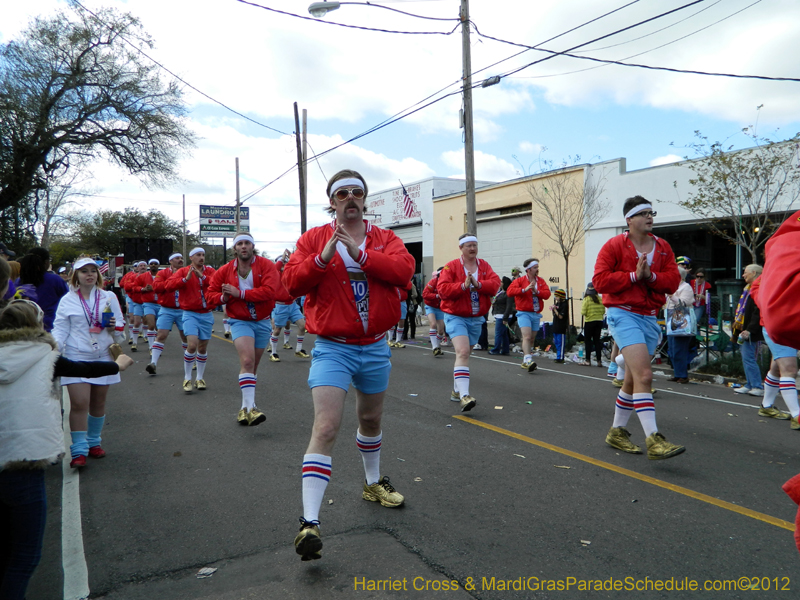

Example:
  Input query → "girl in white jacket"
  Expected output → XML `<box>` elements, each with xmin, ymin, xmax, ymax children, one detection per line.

<box><xmin>52</xmin><ymin>258</ymin><xmax>126</xmax><ymax>468</ymax></box>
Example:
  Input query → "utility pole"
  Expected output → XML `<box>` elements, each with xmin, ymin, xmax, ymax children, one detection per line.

<box><xmin>461</xmin><ymin>0</ymin><xmax>476</xmax><ymax>235</ymax></box>
<box><xmin>235</xmin><ymin>157</ymin><xmax>241</xmax><ymax>232</ymax></box>
<box><xmin>294</xmin><ymin>102</ymin><xmax>307</xmax><ymax>234</ymax></box>
<box><xmin>182</xmin><ymin>194</ymin><xmax>187</xmax><ymax>259</ymax></box>
<box><xmin>302</xmin><ymin>108</ymin><xmax>308</xmax><ymax>233</ymax></box>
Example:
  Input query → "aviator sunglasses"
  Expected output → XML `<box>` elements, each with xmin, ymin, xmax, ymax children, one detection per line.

<box><xmin>332</xmin><ymin>187</ymin><xmax>365</xmax><ymax>201</ymax></box>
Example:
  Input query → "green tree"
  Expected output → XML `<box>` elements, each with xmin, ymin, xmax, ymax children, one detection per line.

<box><xmin>0</xmin><ymin>3</ymin><xmax>195</xmax><ymax>216</ymax></box>
<box><xmin>674</xmin><ymin>128</ymin><xmax>800</xmax><ymax>263</ymax></box>
<box><xmin>70</xmin><ymin>208</ymin><xmax>196</xmax><ymax>256</ymax></box>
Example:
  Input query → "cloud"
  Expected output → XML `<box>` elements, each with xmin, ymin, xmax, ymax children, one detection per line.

<box><xmin>519</xmin><ymin>141</ymin><xmax>545</xmax><ymax>154</ymax></box>
<box><xmin>441</xmin><ymin>149</ymin><xmax>518</xmax><ymax>182</ymax></box>
<box><xmin>649</xmin><ymin>154</ymin><xmax>683</xmax><ymax>167</ymax></box>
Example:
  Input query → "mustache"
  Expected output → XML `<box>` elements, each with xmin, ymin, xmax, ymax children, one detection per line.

<box><xmin>345</xmin><ymin>201</ymin><xmax>359</xmax><ymax>211</ymax></box>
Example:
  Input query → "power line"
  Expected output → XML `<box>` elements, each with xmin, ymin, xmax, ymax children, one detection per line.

<box><xmin>70</xmin><ymin>0</ymin><xmax>291</xmax><ymax>136</ymax></box>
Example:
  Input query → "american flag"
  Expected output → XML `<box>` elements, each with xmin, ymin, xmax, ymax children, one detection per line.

<box><xmin>97</xmin><ymin>260</ymin><xmax>109</xmax><ymax>274</ymax></box>
<box><xmin>401</xmin><ymin>183</ymin><xmax>416</xmax><ymax>219</ymax></box>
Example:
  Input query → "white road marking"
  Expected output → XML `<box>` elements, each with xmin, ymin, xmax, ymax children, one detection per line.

<box><xmin>406</xmin><ymin>344</ymin><xmax>759</xmax><ymax>409</ymax></box>
<box><xmin>61</xmin><ymin>387</ymin><xmax>90</xmax><ymax>600</ymax></box>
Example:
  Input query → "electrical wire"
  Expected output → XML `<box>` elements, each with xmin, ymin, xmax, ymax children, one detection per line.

<box><xmin>233</xmin><ymin>0</ymin><xmax>460</xmax><ymax>35</ymax></box>
<box><xmin>70</xmin><ymin>0</ymin><xmax>291</xmax><ymax>136</ymax></box>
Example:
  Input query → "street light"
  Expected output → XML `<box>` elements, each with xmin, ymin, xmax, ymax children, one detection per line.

<box><xmin>309</xmin><ymin>0</ymin><xmax>480</xmax><ymax>234</ymax></box>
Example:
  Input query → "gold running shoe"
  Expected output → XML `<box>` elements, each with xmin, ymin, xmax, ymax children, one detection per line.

<box><xmin>269</xmin><ymin>353</ymin><xmax>281</xmax><ymax>362</ymax></box>
<box><xmin>195</xmin><ymin>379</ymin><xmax>207</xmax><ymax>390</ymax></box>
<box><xmin>611</xmin><ymin>378</ymin><xmax>623</xmax><ymax>388</ymax></box>
<box><xmin>527</xmin><ymin>361</ymin><xmax>538</xmax><ymax>373</ymax></box>
<box><xmin>791</xmin><ymin>416</ymin><xmax>800</xmax><ymax>431</ymax></box>
<box><xmin>237</xmin><ymin>409</ymin><xmax>249</xmax><ymax>426</ymax></box>
<box><xmin>294</xmin><ymin>518</ymin><xmax>322</xmax><ymax>561</ymax></box>
<box><xmin>182</xmin><ymin>380</ymin><xmax>192</xmax><ymax>393</ymax></box>
<box><xmin>283</xmin><ymin>342</ymin><xmax>292</xmax><ymax>350</ymax></box>
<box><xmin>758</xmin><ymin>406</ymin><xmax>791</xmax><ymax>420</ymax></box>
<box><xmin>295</xmin><ymin>350</ymin><xmax>310</xmax><ymax>358</ymax></box>
<box><xmin>645</xmin><ymin>432</ymin><xmax>685</xmax><ymax>460</ymax></box>
<box><xmin>247</xmin><ymin>406</ymin><xmax>266</xmax><ymax>426</ymax></box>
<box><xmin>362</xmin><ymin>476</ymin><xmax>405</xmax><ymax>507</ymax></box>
<box><xmin>605</xmin><ymin>426</ymin><xmax>642</xmax><ymax>454</ymax></box>
<box><xmin>432</xmin><ymin>347</ymin><xmax>443</xmax><ymax>356</ymax></box>
<box><xmin>387</xmin><ymin>340</ymin><xmax>397</xmax><ymax>348</ymax></box>
<box><xmin>460</xmin><ymin>395</ymin><xmax>476</xmax><ymax>412</ymax></box>
<box><xmin>393</xmin><ymin>341</ymin><xmax>406</xmax><ymax>348</ymax></box>
<box><xmin>131</xmin><ymin>344</ymin><xmax>138</xmax><ymax>352</ymax></box>
<box><xmin>224</xmin><ymin>331</ymin><xmax>231</xmax><ymax>339</ymax></box>
<box><xmin>450</xmin><ymin>390</ymin><xmax>460</xmax><ymax>402</ymax></box>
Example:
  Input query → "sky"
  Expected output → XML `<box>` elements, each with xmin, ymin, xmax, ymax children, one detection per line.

<box><xmin>2</xmin><ymin>0</ymin><xmax>799</xmax><ymax>259</ymax></box>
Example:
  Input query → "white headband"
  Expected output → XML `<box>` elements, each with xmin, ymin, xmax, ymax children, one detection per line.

<box><xmin>525</xmin><ymin>261</ymin><xmax>539</xmax><ymax>269</ymax></box>
<box><xmin>148</xmin><ymin>258</ymin><xmax>159</xmax><ymax>265</ymax></box>
<box><xmin>233</xmin><ymin>234</ymin><xmax>254</xmax><ymax>246</ymax></box>
<box><xmin>624</xmin><ymin>203</ymin><xmax>653</xmax><ymax>220</ymax></box>
<box><xmin>169</xmin><ymin>253</ymin><xmax>182</xmax><ymax>261</ymax></box>
<box><xmin>330</xmin><ymin>178</ymin><xmax>364</xmax><ymax>196</ymax></box>
<box><xmin>189</xmin><ymin>247</ymin><xmax>204</xmax><ymax>257</ymax></box>
<box><xmin>58</xmin><ymin>267</ymin><xmax>67</xmax><ymax>273</ymax></box>
<box><xmin>459</xmin><ymin>235</ymin><xmax>478</xmax><ymax>246</ymax></box>
<box><xmin>73</xmin><ymin>258</ymin><xmax>97</xmax><ymax>271</ymax></box>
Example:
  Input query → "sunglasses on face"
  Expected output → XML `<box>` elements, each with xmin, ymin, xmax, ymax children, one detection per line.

<box><xmin>634</xmin><ymin>211</ymin><xmax>657</xmax><ymax>218</ymax></box>
<box><xmin>696</xmin><ymin>275</ymin><xmax>704</xmax><ymax>278</ymax></box>
<box><xmin>332</xmin><ymin>188</ymin><xmax>365</xmax><ymax>201</ymax></box>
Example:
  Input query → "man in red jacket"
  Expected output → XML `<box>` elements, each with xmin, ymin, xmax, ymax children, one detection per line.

<box><xmin>145</xmin><ymin>253</ymin><xmax>189</xmax><ymax>375</ymax></box>
<box><xmin>507</xmin><ymin>257</ymin><xmax>551</xmax><ymax>372</ymax></box>
<box><xmin>136</xmin><ymin>258</ymin><xmax>161</xmax><ymax>352</ymax></box>
<box><xmin>207</xmin><ymin>234</ymin><xmax>280</xmax><ymax>427</ymax></box>
<box><xmin>283</xmin><ymin>169</ymin><xmax>415</xmax><ymax>562</ymax></box>
<box><xmin>437</xmin><ymin>233</ymin><xmax>501</xmax><ymax>412</ymax></box>
<box><xmin>593</xmin><ymin>195</ymin><xmax>685</xmax><ymax>460</ymax></box>
<box><xmin>268</xmin><ymin>249</ymin><xmax>310</xmax><ymax>363</ymax></box>
<box><xmin>165</xmin><ymin>248</ymin><xmax>217</xmax><ymax>392</ymax></box>
<box><xmin>422</xmin><ymin>267</ymin><xmax>446</xmax><ymax>356</ymax></box>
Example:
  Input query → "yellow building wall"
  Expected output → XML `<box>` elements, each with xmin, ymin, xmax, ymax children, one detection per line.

<box><xmin>432</xmin><ymin>168</ymin><xmax>588</xmax><ymax>324</ymax></box>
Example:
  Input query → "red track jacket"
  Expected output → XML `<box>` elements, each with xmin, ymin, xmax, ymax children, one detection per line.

<box><xmin>207</xmin><ymin>256</ymin><xmax>281</xmax><ymax>321</ymax></box>
<box><xmin>283</xmin><ymin>220</ymin><xmax>415</xmax><ymax>344</ymax></box>
<box><xmin>507</xmin><ymin>275</ymin><xmax>551</xmax><ymax>313</ymax></box>
<box><xmin>438</xmin><ymin>257</ymin><xmax>501</xmax><ymax>317</ymax></box>
<box><xmin>593</xmin><ymin>232</ymin><xmax>680</xmax><ymax>316</ymax></box>
<box><xmin>164</xmin><ymin>266</ymin><xmax>217</xmax><ymax>313</ymax></box>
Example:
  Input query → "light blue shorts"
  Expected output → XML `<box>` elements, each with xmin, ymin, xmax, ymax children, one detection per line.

<box><xmin>231</xmin><ymin>319</ymin><xmax>271</xmax><ymax>348</ymax></box>
<box><xmin>156</xmin><ymin>307</ymin><xmax>183</xmax><ymax>332</ymax></box>
<box><xmin>517</xmin><ymin>311</ymin><xmax>542</xmax><ymax>331</ymax></box>
<box><xmin>443</xmin><ymin>313</ymin><xmax>484</xmax><ymax>346</ymax></box>
<box><xmin>308</xmin><ymin>338</ymin><xmax>391</xmax><ymax>394</ymax></box>
<box><xmin>763</xmin><ymin>327</ymin><xmax>798</xmax><ymax>358</ymax></box>
<box><xmin>425</xmin><ymin>306</ymin><xmax>444</xmax><ymax>321</ymax></box>
<box><xmin>182</xmin><ymin>311</ymin><xmax>214</xmax><ymax>340</ymax></box>
<box><xmin>125</xmin><ymin>296</ymin><xmax>132</xmax><ymax>309</ymax></box>
<box><xmin>272</xmin><ymin>302</ymin><xmax>304</xmax><ymax>326</ymax></box>
<box><xmin>607</xmin><ymin>307</ymin><xmax>660</xmax><ymax>355</ymax></box>
<box><xmin>130</xmin><ymin>301</ymin><xmax>143</xmax><ymax>317</ymax></box>
<box><xmin>400</xmin><ymin>302</ymin><xmax>408</xmax><ymax>320</ymax></box>
<box><xmin>143</xmin><ymin>302</ymin><xmax>160</xmax><ymax>318</ymax></box>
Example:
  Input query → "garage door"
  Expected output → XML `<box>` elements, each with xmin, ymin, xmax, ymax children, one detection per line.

<box><xmin>477</xmin><ymin>215</ymin><xmax>531</xmax><ymax>280</ymax></box>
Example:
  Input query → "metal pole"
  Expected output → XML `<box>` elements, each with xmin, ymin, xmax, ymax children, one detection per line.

<box><xmin>235</xmin><ymin>157</ymin><xmax>241</xmax><ymax>232</ymax></box>
<box><xmin>461</xmin><ymin>0</ymin><xmax>476</xmax><ymax>234</ymax></box>
<box><xmin>294</xmin><ymin>102</ymin><xmax>307</xmax><ymax>234</ymax></box>
<box><xmin>182</xmin><ymin>194</ymin><xmax>187</xmax><ymax>259</ymax></box>
<box><xmin>302</xmin><ymin>108</ymin><xmax>308</xmax><ymax>234</ymax></box>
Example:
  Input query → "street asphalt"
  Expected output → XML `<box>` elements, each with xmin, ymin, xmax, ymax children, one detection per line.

<box><xmin>27</xmin><ymin>312</ymin><xmax>800</xmax><ymax>599</ymax></box>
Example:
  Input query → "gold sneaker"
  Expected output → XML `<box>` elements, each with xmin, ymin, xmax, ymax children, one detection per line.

<box><xmin>237</xmin><ymin>409</ymin><xmax>249</xmax><ymax>426</ymax></box>
<box><xmin>387</xmin><ymin>340</ymin><xmax>397</xmax><ymax>348</ymax></box>
<box><xmin>295</xmin><ymin>350</ymin><xmax>310</xmax><ymax>358</ymax></box>
<box><xmin>294</xmin><ymin>518</ymin><xmax>322</xmax><ymax>561</ymax></box>
<box><xmin>605</xmin><ymin>426</ymin><xmax>642</xmax><ymax>454</ymax></box>
<box><xmin>363</xmin><ymin>476</ymin><xmax>404</xmax><ymax>507</ymax></box>
<box><xmin>182</xmin><ymin>380</ymin><xmax>192</xmax><ymax>393</ymax></box>
<box><xmin>247</xmin><ymin>406</ymin><xmax>266</xmax><ymax>426</ymax></box>
<box><xmin>759</xmin><ymin>406</ymin><xmax>791</xmax><ymax>420</ymax></box>
<box><xmin>791</xmin><ymin>416</ymin><xmax>800</xmax><ymax>431</ymax></box>
<box><xmin>460</xmin><ymin>395</ymin><xmax>476</xmax><ymax>412</ymax></box>
<box><xmin>283</xmin><ymin>343</ymin><xmax>292</xmax><ymax>350</ymax></box>
<box><xmin>393</xmin><ymin>341</ymin><xmax>406</xmax><ymax>348</ymax></box>
<box><xmin>611</xmin><ymin>378</ymin><xmax>623</xmax><ymax>388</ymax></box>
<box><xmin>269</xmin><ymin>353</ymin><xmax>280</xmax><ymax>362</ymax></box>
<box><xmin>195</xmin><ymin>379</ymin><xmax>207</xmax><ymax>390</ymax></box>
<box><xmin>432</xmin><ymin>347</ymin><xmax>443</xmax><ymax>356</ymax></box>
<box><xmin>450</xmin><ymin>390</ymin><xmax>460</xmax><ymax>402</ymax></box>
<box><xmin>645</xmin><ymin>432</ymin><xmax>685</xmax><ymax>460</ymax></box>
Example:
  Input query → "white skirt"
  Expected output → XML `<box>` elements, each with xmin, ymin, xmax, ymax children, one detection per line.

<box><xmin>60</xmin><ymin>345</ymin><xmax>121</xmax><ymax>386</ymax></box>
